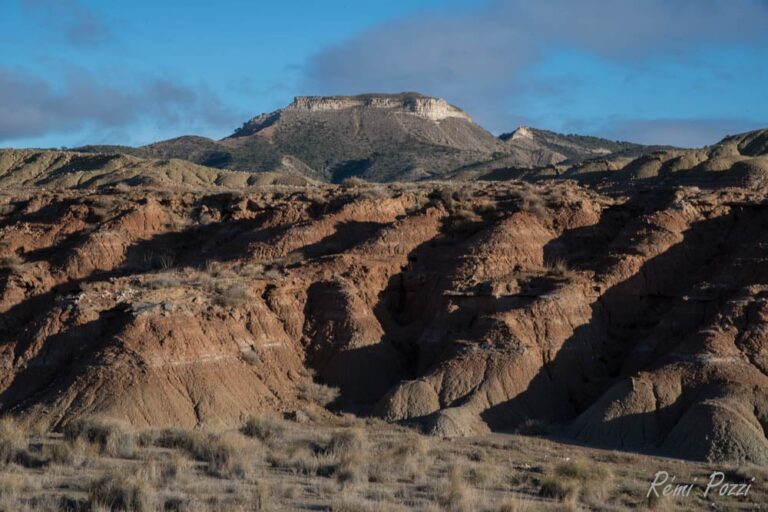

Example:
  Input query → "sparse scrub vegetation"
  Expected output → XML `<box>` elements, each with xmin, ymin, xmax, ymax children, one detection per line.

<box><xmin>544</xmin><ymin>257</ymin><xmax>573</xmax><ymax>279</ymax></box>
<box><xmin>0</xmin><ymin>418</ymin><xmax>27</xmax><ymax>465</ymax></box>
<box><xmin>327</xmin><ymin>428</ymin><xmax>369</xmax><ymax>486</ymax></box>
<box><xmin>0</xmin><ymin>419</ymin><xmax>758</xmax><ymax>510</ymax></box>
<box><xmin>88</xmin><ymin>471</ymin><xmax>154</xmax><ymax>512</ymax></box>
<box><xmin>150</xmin><ymin>429</ymin><xmax>250</xmax><ymax>478</ymax></box>
<box><xmin>0</xmin><ymin>254</ymin><xmax>25</xmax><ymax>274</ymax></box>
<box><xmin>539</xmin><ymin>474</ymin><xmax>579</xmax><ymax>501</ymax></box>
<box><xmin>214</xmin><ymin>282</ymin><xmax>251</xmax><ymax>307</ymax></box>
<box><xmin>140</xmin><ymin>250</ymin><xmax>176</xmax><ymax>271</ymax></box>
<box><xmin>438</xmin><ymin>466</ymin><xmax>475</xmax><ymax>512</ymax></box>
<box><xmin>340</xmin><ymin>177</ymin><xmax>368</xmax><ymax>188</ymax></box>
<box><xmin>298</xmin><ymin>380</ymin><xmax>340</xmax><ymax>407</ymax></box>
<box><xmin>539</xmin><ymin>459</ymin><xmax>612</xmax><ymax>503</ymax></box>
<box><xmin>63</xmin><ymin>417</ymin><xmax>136</xmax><ymax>458</ymax></box>
<box><xmin>513</xmin><ymin>188</ymin><xmax>548</xmax><ymax>219</ymax></box>
<box><xmin>242</xmin><ymin>416</ymin><xmax>286</xmax><ymax>444</ymax></box>
<box><xmin>369</xmin><ymin>434</ymin><xmax>428</xmax><ymax>484</ymax></box>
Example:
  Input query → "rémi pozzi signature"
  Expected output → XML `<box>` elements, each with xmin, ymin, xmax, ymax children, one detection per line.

<box><xmin>647</xmin><ymin>471</ymin><xmax>755</xmax><ymax>499</ymax></box>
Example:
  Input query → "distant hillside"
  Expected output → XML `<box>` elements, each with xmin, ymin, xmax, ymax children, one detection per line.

<box><xmin>457</xmin><ymin>128</ymin><xmax>768</xmax><ymax>189</ymax></box>
<box><xmin>499</xmin><ymin>126</ymin><xmax>669</xmax><ymax>164</ymax></box>
<box><xmin>138</xmin><ymin>93</ymin><xmax>513</xmax><ymax>182</ymax></box>
<box><xmin>70</xmin><ymin>93</ymin><xmax>661</xmax><ymax>183</ymax></box>
<box><xmin>0</xmin><ymin>149</ymin><xmax>314</xmax><ymax>189</ymax></box>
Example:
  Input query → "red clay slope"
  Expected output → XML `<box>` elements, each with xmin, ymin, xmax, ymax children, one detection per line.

<box><xmin>1</xmin><ymin>180</ymin><xmax>767</xmax><ymax>464</ymax></box>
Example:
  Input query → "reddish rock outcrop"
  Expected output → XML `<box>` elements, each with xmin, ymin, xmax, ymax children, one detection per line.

<box><xmin>1</xmin><ymin>180</ymin><xmax>767</xmax><ymax>464</ymax></box>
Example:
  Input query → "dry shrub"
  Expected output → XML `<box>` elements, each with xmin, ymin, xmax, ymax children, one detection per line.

<box><xmin>540</xmin><ymin>459</ymin><xmax>611</xmax><ymax>503</ymax></box>
<box><xmin>539</xmin><ymin>475</ymin><xmax>579</xmax><ymax>502</ymax></box>
<box><xmin>439</xmin><ymin>466</ymin><xmax>474</xmax><ymax>512</ymax></box>
<box><xmin>340</xmin><ymin>177</ymin><xmax>368</xmax><ymax>188</ymax></box>
<box><xmin>151</xmin><ymin>429</ymin><xmax>249</xmax><ymax>478</ymax></box>
<box><xmin>241</xmin><ymin>416</ymin><xmax>286</xmax><ymax>444</ymax></box>
<box><xmin>137</xmin><ymin>250</ymin><xmax>176</xmax><ymax>271</ymax></box>
<box><xmin>63</xmin><ymin>417</ymin><xmax>136</xmax><ymax>458</ymax></box>
<box><xmin>266</xmin><ymin>439</ymin><xmax>328</xmax><ymax>476</ymax></box>
<box><xmin>0</xmin><ymin>417</ymin><xmax>27</xmax><ymax>465</ymax></box>
<box><xmin>514</xmin><ymin>189</ymin><xmax>548</xmax><ymax>219</ymax></box>
<box><xmin>554</xmin><ymin>459</ymin><xmax>607</xmax><ymax>481</ymax></box>
<box><xmin>298</xmin><ymin>380</ymin><xmax>340</xmax><ymax>407</ymax></box>
<box><xmin>199</xmin><ymin>211</ymin><xmax>217</xmax><ymax>225</ymax></box>
<box><xmin>135</xmin><ymin>454</ymin><xmax>191</xmax><ymax>488</ymax></box>
<box><xmin>240</xmin><ymin>350</ymin><xmax>261</xmax><ymax>366</ymax></box>
<box><xmin>215</xmin><ymin>282</ymin><xmax>251</xmax><ymax>307</ymax></box>
<box><xmin>334</xmin><ymin>451</ymin><xmax>368</xmax><ymax>486</ymax></box>
<box><xmin>498</xmin><ymin>495</ymin><xmax>537</xmax><ymax>511</ymax></box>
<box><xmin>0</xmin><ymin>203</ymin><xmax>17</xmax><ymax>216</ymax></box>
<box><xmin>544</xmin><ymin>258</ymin><xmax>572</xmax><ymax>278</ymax></box>
<box><xmin>331</xmin><ymin>498</ymin><xmax>408</xmax><ymax>512</ymax></box>
<box><xmin>448</xmin><ymin>208</ymin><xmax>482</xmax><ymax>232</ymax></box>
<box><xmin>326</xmin><ymin>428</ymin><xmax>369</xmax><ymax>485</ymax></box>
<box><xmin>142</xmin><ymin>272</ymin><xmax>184</xmax><ymax>291</ymax></box>
<box><xmin>249</xmin><ymin>480</ymin><xmax>271</xmax><ymax>511</ymax></box>
<box><xmin>0</xmin><ymin>254</ymin><xmax>25</xmax><ymax>274</ymax></box>
<box><xmin>88</xmin><ymin>472</ymin><xmax>154</xmax><ymax>512</ymax></box>
<box><xmin>369</xmin><ymin>434</ymin><xmax>428</xmax><ymax>483</ymax></box>
<box><xmin>0</xmin><ymin>471</ymin><xmax>40</xmax><ymax>511</ymax></box>
<box><xmin>42</xmin><ymin>442</ymin><xmax>75</xmax><ymax>465</ymax></box>
<box><xmin>44</xmin><ymin>436</ymin><xmax>94</xmax><ymax>467</ymax></box>
<box><xmin>645</xmin><ymin>493</ymin><xmax>681</xmax><ymax>511</ymax></box>
<box><xmin>466</xmin><ymin>462</ymin><xmax>501</xmax><ymax>489</ymax></box>
<box><xmin>358</xmin><ymin>186</ymin><xmax>391</xmax><ymax>200</ymax></box>
<box><xmin>327</xmin><ymin>428</ymin><xmax>367</xmax><ymax>458</ymax></box>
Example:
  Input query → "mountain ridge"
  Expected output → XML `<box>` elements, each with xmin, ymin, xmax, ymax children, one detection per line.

<box><xmin>71</xmin><ymin>92</ymin><xmax>668</xmax><ymax>183</ymax></box>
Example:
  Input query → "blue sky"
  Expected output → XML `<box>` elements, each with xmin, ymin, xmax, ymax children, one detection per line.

<box><xmin>1</xmin><ymin>0</ymin><xmax>766</xmax><ymax>148</ymax></box>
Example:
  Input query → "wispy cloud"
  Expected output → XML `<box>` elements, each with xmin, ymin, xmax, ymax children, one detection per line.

<box><xmin>0</xmin><ymin>65</ymin><xmax>240</xmax><ymax>144</ymax></box>
<box><xmin>19</xmin><ymin>0</ymin><xmax>112</xmax><ymax>47</ymax></box>
<box><xmin>303</xmin><ymin>0</ymin><xmax>768</xmax><ymax>144</ymax></box>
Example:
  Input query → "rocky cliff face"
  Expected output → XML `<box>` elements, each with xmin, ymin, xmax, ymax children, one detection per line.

<box><xmin>231</xmin><ymin>93</ymin><xmax>473</xmax><ymax>140</ymax></box>
<box><xmin>282</xmin><ymin>94</ymin><xmax>472</xmax><ymax>122</ymax></box>
<box><xmin>1</xmin><ymin>178</ymin><xmax>767</xmax><ymax>465</ymax></box>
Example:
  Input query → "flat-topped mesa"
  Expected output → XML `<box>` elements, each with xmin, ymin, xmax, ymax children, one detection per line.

<box><xmin>229</xmin><ymin>93</ymin><xmax>473</xmax><ymax>138</ymax></box>
<box><xmin>284</xmin><ymin>93</ymin><xmax>473</xmax><ymax>121</ymax></box>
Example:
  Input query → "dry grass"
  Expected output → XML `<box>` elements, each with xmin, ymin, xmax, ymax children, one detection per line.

<box><xmin>497</xmin><ymin>495</ymin><xmax>538</xmax><ymax>511</ymax></box>
<box><xmin>0</xmin><ymin>418</ymin><xmax>27</xmax><ymax>465</ymax></box>
<box><xmin>513</xmin><ymin>188</ymin><xmax>548</xmax><ymax>219</ymax></box>
<box><xmin>327</xmin><ymin>428</ymin><xmax>367</xmax><ymax>457</ymax></box>
<box><xmin>438</xmin><ymin>466</ymin><xmax>475</xmax><ymax>512</ymax></box>
<box><xmin>539</xmin><ymin>475</ymin><xmax>580</xmax><ymax>502</ymax></box>
<box><xmin>326</xmin><ymin>428</ymin><xmax>370</xmax><ymax>486</ymax></box>
<box><xmin>88</xmin><ymin>472</ymin><xmax>154</xmax><ymax>512</ymax></box>
<box><xmin>298</xmin><ymin>380</ymin><xmax>341</xmax><ymax>407</ymax></box>
<box><xmin>0</xmin><ymin>471</ymin><xmax>42</xmax><ymax>511</ymax></box>
<box><xmin>369</xmin><ymin>434</ymin><xmax>428</xmax><ymax>483</ymax></box>
<box><xmin>266</xmin><ymin>438</ymin><xmax>329</xmax><ymax>476</ymax></box>
<box><xmin>241</xmin><ymin>416</ymin><xmax>286</xmax><ymax>444</ymax></box>
<box><xmin>149</xmin><ymin>428</ymin><xmax>251</xmax><ymax>478</ymax></box>
<box><xmin>539</xmin><ymin>459</ymin><xmax>612</xmax><ymax>503</ymax></box>
<box><xmin>63</xmin><ymin>417</ymin><xmax>136</xmax><ymax>458</ymax></box>
<box><xmin>0</xmin><ymin>417</ymin><xmax>760</xmax><ymax>511</ymax></box>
